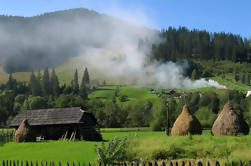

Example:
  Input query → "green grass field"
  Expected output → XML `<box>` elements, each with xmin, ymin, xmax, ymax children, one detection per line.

<box><xmin>89</xmin><ymin>85</ymin><xmax>163</xmax><ymax>106</ymax></box>
<box><xmin>1</xmin><ymin>131</ymin><xmax>251</xmax><ymax>164</ymax></box>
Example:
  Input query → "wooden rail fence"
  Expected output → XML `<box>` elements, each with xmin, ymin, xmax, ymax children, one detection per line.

<box><xmin>1</xmin><ymin>160</ymin><xmax>251</xmax><ymax>166</ymax></box>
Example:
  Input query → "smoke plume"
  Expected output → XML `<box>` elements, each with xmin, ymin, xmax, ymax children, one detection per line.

<box><xmin>0</xmin><ymin>8</ymin><xmax>218</xmax><ymax>89</ymax></box>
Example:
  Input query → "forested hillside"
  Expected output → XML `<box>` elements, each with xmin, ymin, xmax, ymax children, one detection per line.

<box><xmin>151</xmin><ymin>27</ymin><xmax>251</xmax><ymax>63</ymax></box>
<box><xmin>0</xmin><ymin>8</ymin><xmax>152</xmax><ymax>73</ymax></box>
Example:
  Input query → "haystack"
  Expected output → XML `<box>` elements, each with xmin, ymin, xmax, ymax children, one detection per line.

<box><xmin>171</xmin><ymin>105</ymin><xmax>202</xmax><ymax>135</ymax></box>
<box><xmin>212</xmin><ymin>101</ymin><xmax>249</xmax><ymax>135</ymax></box>
<box><xmin>14</xmin><ymin>119</ymin><xmax>32</xmax><ymax>142</ymax></box>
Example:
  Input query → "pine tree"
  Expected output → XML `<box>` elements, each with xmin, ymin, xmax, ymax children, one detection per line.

<box><xmin>79</xmin><ymin>83</ymin><xmax>88</xmax><ymax>99</ymax></box>
<box><xmin>42</xmin><ymin>67</ymin><xmax>51</xmax><ymax>97</ymax></box>
<box><xmin>234</xmin><ymin>70</ymin><xmax>239</xmax><ymax>82</ymax></box>
<box><xmin>82</xmin><ymin>67</ymin><xmax>90</xmax><ymax>85</ymax></box>
<box><xmin>73</xmin><ymin>69</ymin><xmax>79</xmax><ymax>94</ymax></box>
<box><xmin>6</xmin><ymin>73</ymin><xmax>17</xmax><ymax>91</ymax></box>
<box><xmin>244</xmin><ymin>73</ymin><xmax>249</xmax><ymax>85</ymax></box>
<box><xmin>241</xmin><ymin>73</ymin><xmax>246</xmax><ymax>84</ymax></box>
<box><xmin>29</xmin><ymin>71</ymin><xmax>41</xmax><ymax>96</ymax></box>
<box><xmin>191</xmin><ymin>69</ymin><xmax>198</xmax><ymax>80</ymax></box>
<box><xmin>51</xmin><ymin>68</ymin><xmax>59</xmax><ymax>97</ymax></box>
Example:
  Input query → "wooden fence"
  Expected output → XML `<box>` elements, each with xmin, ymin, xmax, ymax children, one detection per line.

<box><xmin>0</xmin><ymin>128</ymin><xmax>15</xmax><ymax>142</ymax></box>
<box><xmin>1</xmin><ymin>160</ymin><xmax>251</xmax><ymax>166</ymax></box>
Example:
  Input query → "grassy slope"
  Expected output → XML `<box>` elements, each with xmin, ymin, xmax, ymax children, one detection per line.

<box><xmin>0</xmin><ymin>56</ymin><xmax>117</xmax><ymax>85</ymax></box>
<box><xmin>89</xmin><ymin>86</ymin><xmax>162</xmax><ymax>106</ymax></box>
<box><xmin>1</xmin><ymin>131</ymin><xmax>251</xmax><ymax>163</ymax></box>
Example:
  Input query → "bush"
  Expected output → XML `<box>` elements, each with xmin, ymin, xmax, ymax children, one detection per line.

<box><xmin>195</xmin><ymin>107</ymin><xmax>217</xmax><ymax>128</ymax></box>
<box><xmin>95</xmin><ymin>136</ymin><xmax>129</xmax><ymax>164</ymax></box>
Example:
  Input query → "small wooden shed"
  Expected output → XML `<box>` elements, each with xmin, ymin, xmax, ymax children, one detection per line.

<box><xmin>9</xmin><ymin>107</ymin><xmax>102</xmax><ymax>141</ymax></box>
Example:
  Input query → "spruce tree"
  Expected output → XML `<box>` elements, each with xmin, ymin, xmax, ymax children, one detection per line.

<box><xmin>51</xmin><ymin>68</ymin><xmax>60</xmax><ymax>97</ymax></box>
<box><xmin>241</xmin><ymin>73</ymin><xmax>246</xmax><ymax>84</ymax></box>
<box><xmin>42</xmin><ymin>67</ymin><xmax>51</xmax><ymax>97</ymax></box>
<box><xmin>73</xmin><ymin>69</ymin><xmax>79</xmax><ymax>94</ymax></box>
<box><xmin>29</xmin><ymin>71</ymin><xmax>40</xmax><ymax>96</ymax></box>
<box><xmin>82</xmin><ymin>67</ymin><xmax>90</xmax><ymax>85</ymax></box>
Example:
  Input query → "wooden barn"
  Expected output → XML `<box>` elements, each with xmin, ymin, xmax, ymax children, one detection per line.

<box><xmin>9</xmin><ymin>107</ymin><xmax>102</xmax><ymax>141</ymax></box>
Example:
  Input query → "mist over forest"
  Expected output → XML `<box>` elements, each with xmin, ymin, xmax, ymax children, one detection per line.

<box><xmin>0</xmin><ymin>8</ymin><xmax>250</xmax><ymax>89</ymax></box>
<box><xmin>0</xmin><ymin>8</ymin><xmax>155</xmax><ymax>73</ymax></box>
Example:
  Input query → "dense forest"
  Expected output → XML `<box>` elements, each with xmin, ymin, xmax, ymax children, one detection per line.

<box><xmin>151</xmin><ymin>27</ymin><xmax>251</xmax><ymax>63</ymax></box>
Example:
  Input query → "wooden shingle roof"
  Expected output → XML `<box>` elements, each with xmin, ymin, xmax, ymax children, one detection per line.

<box><xmin>9</xmin><ymin>107</ymin><xmax>96</xmax><ymax>127</ymax></box>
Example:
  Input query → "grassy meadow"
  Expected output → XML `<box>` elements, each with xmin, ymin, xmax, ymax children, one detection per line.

<box><xmin>88</xmin><ymin>85</ymin><xmax>163</xmax><ymax>106</ymax></box>
<box><xmin>1</xmin><ymin>131</ymin><xmax>251</xmax><ymax>164</ymax></box>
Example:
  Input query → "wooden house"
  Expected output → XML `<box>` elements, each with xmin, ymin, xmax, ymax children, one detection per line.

<box><xmin>9</xmin><ymin>107</ymin><xmax>102</xmax><ymax>141</ymax></box>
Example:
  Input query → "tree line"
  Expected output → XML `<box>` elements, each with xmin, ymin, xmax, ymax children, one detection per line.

<box><xmin>150</xmin><ymin>27</ymin><xmax>251</xmax><ymax>63</ymax></box>
<box><xmin>0</xmin><ymin>68</ymin><xmax>91</xmax><ymax>126</ymax></box>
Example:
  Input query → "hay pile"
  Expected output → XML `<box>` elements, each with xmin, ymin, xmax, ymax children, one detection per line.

<box><xmin>171</xmin><ymin>105</ymin><xmax>202</xmax><ymax>135</ymax></box>
<box><xmin>212</xmin><ymin>101</ymin><xmax>249</xmax><ymax>135</ymax></box>
<box><xmin>14</xmin><ymin>119</ymin><xmax>32</xmax><ymax>142</ymax></box>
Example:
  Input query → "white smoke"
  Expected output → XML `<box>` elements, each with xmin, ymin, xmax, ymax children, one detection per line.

<box><xmin>0</xmin><ymin>7</ymin><xmax>225</xmax><ymax>89</ymax></box>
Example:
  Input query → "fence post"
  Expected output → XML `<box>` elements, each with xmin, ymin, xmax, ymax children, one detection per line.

<box><xmin>197</xmin><ymin>161</ymin><xmax>202</xmax><ymax>166</ymax></box>
<box><xmin>169</xmin><ymin>161</ymin><xmax>173</xmax><ymax>166</ymax></box>
<box><xmin>215</xmin><ymin>161</ymin><xmax>220</xmax><ymax>166</ymax></box>
<box><xmin>161</xmin><ymin>160</ymin><xmax>166</xmax><ymax>166</ymax></box>
<box><xmin>239</xmin><ymin>161</ymin><xmax>243</xmax><ymax>166</ymax></box>
<box><xmin>142</xmin><ymin>161</ymin><xmax>145</xmax><ymax>166</ymax></box>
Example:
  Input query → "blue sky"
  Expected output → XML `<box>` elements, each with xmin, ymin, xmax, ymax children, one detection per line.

<box><xmin>0</xmin><ymin>0</ymin><xmax>250</xmax><ymax>38</ymax></box>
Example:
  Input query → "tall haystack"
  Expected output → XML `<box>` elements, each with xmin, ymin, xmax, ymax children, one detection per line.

<box><xmin>14</xmin><ymin>119</ymin><xmax>33</xmax><ymax>142</ymax></box>
<box><xmin>171</xmin><ymin>105</ymin><xmax>202</xmax><ymax>135</ymax></box>
<box><xmin>212</xmin><ymin>101</ymin><xmax>249</xmax><ymax>135</ymax></box>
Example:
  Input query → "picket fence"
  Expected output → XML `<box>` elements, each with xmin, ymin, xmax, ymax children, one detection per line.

<box><xmin>1</xmin><ymin>160</ymin><xmax>251</xmax><ymax>166</ymax></box>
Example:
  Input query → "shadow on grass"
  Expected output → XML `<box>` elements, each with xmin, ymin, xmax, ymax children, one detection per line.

<box><xmin>94</xmin><ymin>97</ymin><xmax>107</xmax><ymax>99</ymax></box>
<box><xmin>95</xmin><ymin>88</ymin><xmax>113</xmax><ymax>91</ymax></box>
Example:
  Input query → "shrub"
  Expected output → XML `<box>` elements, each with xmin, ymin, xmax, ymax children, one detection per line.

<box><xmin>95</xmin><ymin>136</ymin><xmax>129</xmax><ymax>164</ymax></box>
